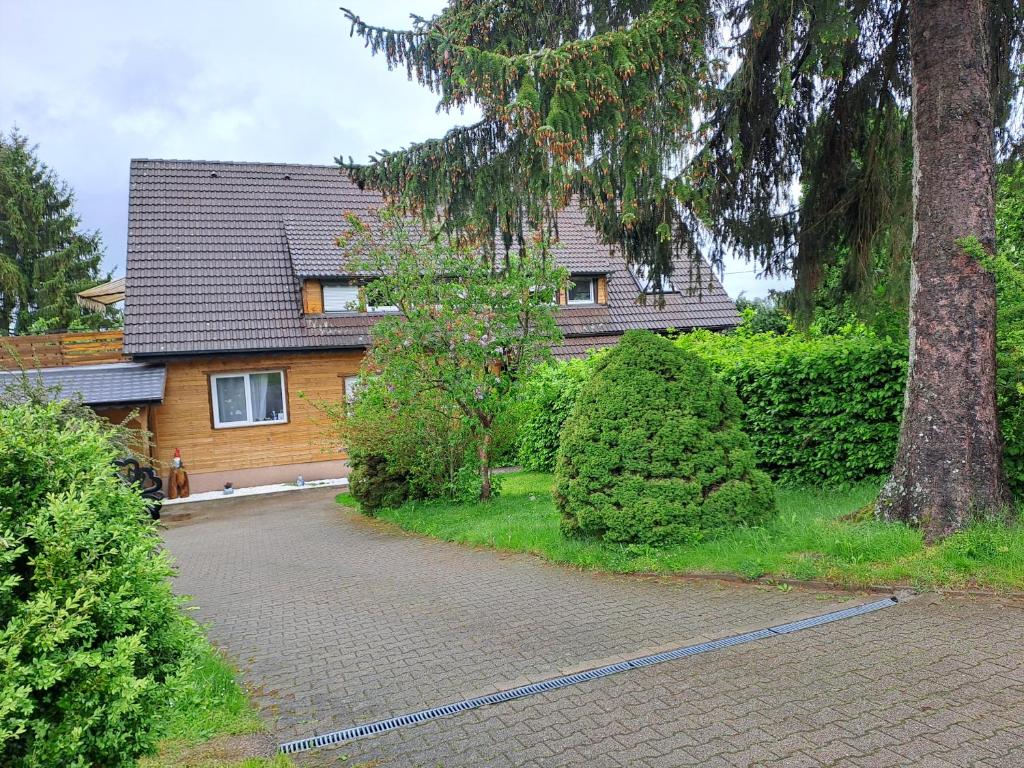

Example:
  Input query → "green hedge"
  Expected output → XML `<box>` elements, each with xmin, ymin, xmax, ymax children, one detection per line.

<box><xmin>674</xmin><ymin>329</ymin><xmax>908</xmax><ymax>486</ymax></box>
<box><xmin>555</xmin><ymin>331</ymin><xmax>775</xmax><ymax>546</ymax></box>
<box><xmin>0</xmin><ymin>402</ymin><xmax>193</xmax><ymax>767</ymax></box>
<box><xmin>516</xmin><ymin>355</ymin><xmax>602</xmax><ymax>472</ymax></box>
<box><xmin>521</xmin><ymin>321</ymin><xmax>1024</xmax><ymax>493</ymax></box>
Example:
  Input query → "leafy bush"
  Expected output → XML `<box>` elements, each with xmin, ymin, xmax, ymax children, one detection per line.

<box><xmin>0</xmin><ymin>402</ymin><xmax>193</xmax><ymax>767</ymax></box>
<box><xmin>555</xmin><ymin>331</ymin><xmax>775</xmax><ymax>546</ymax></box>
<box><xmin>675</xmin><ymin>328</ymin><xmax>907</xmax><ymax>486</ymax></box>
<box><xmin>325</xmin><ymin>376</ymin><xmax>501</xmax><ymax>514</ymax></box>
<box><xmin>516</xmin><ymin>354</ymin><xmax>604</xmax><ymax>471</ymax></box>
<box><xmin>348</xmin><ymin>451</ymin><xmax>412</xmax><ymax>515</ymax></box>
<box><xmin>340</xmin><ymin>208</ymin><xmax>563</xmax><ymax>499</ymax></box>
<box><xmin>734</xmin><ymin>294</ymin><xmax>792</xmax><ymax>335</ymax></box>
<box><xmin>991</xmin><ymin>170</ymin><xmax>1024</xmax><ymax>498</ymax></box>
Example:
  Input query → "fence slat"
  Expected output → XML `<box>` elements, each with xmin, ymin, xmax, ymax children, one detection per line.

<box><xmin>0</xmin><ymin>331</ymin><xmax>125</xmax><ymax>368</ymax></box>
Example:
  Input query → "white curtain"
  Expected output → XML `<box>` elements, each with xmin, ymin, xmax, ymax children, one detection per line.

<box><xmin>250</xmin><ymin>373</ymin><xmax>270</xmax><ymax>421</ymax></box>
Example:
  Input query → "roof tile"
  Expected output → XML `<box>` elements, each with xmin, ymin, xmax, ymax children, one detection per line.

<box><xmin>125</xmin><ymin>160</ymin><xmax>738</xmax><ymax>356</ymax></box>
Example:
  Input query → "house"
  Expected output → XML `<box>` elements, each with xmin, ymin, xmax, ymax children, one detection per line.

<box><xmin>7</xmin><ymin>159</ymin><xmax>740</xmax><ymax>493</ymax></box>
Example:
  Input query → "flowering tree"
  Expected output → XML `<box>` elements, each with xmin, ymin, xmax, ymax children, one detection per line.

<box><xmin>339</xmin><ymin>209</ymin><xmax>565</xmax><ymax>499</ymax></box>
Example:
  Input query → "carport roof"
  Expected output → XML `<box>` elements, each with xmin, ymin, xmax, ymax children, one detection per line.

<box><xmin>0</xmin><ymin>362</ymin><xmax>166</xmax><ymax>406</ymax></box>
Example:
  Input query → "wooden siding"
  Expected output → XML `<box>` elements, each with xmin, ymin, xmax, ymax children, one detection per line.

<box><xmin>0</xmin><ymin>330</ymin><xmax>125</xmax><ymax>368</ymax></box>
<box><xmin>94</xmin><ymin>404</ymin><xmax>152</xmax><ymax>459</ymax></box>
<box><xmin>302</xmin><ymin>280</ymin><xmax>323</xmax><ymax>314</ymax></box>
<box><xmin>151</xmin><ymin>350</ymin><xmax>362</xmax><ymax>474</ymax></box>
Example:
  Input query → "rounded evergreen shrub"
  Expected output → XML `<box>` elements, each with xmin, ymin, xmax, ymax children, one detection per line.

<box><xmin>0</xmin><ymin>402</ymin><xmax>194</xmax><ymax>767</ymax></box>
<box><xmin>554</xmin><ymin>331</ymin><xmax>775</xmax><ymax>546</ymax></box>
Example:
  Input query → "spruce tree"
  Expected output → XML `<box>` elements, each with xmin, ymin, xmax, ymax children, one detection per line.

<box><xmin>0</xmin><ymin>129</ymin><xmax>110</xmax><ymax>335</ymax></box>
<box><xmin>339</xmin><ymin>1</ymin><xmax>1024</xmax><ymax>537</ymax></box>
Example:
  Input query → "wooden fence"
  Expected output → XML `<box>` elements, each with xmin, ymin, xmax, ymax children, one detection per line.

<box><xmin>0</xmin><ymin>330</ymin><xmax>125</xmax><ymax>368</ymax></box>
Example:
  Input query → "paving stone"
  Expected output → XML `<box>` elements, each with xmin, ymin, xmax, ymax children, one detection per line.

<box><xmin>162</xmin><ymin>488</ymin><xmax>1024</xmax><ymax>767</ymax></box>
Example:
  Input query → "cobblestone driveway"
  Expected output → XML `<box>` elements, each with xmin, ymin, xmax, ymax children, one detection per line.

<box><xmin>162</xmin><ymin>487</ymin><xmax>1024</xmax><ymax>767</ymax></box>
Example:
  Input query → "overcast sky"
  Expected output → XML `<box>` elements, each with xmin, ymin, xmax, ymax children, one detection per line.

<box><xmin>1</xmin><ymin>0</ymin><xmax>790</xmax><ymax>299</ymax></box>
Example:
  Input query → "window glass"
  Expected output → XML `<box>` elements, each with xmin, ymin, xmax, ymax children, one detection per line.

<box><xmin>323</xmin><ymin>284</ymin><xmax>360</xmax><ymax>312</ymax></box>
<box><xmin>249</xmin><ymin>372</ymin><xmax>285</xmax><ymax>423</ymax></box>
<box><xmin>211</xmin><ymin>371</ymin><xmax>287</xmax><ymax>428</ymax></box>
<box><xmin>343</xmin><ymin>375</ymin><xmax>361</xmax><ymax>404</ymax></box>
<box><xmin>215</xmin><ymin>376</ymin><xmax>247</xmax><ymax>424</ymax></box>
<box><xmin>567</xmin><ymin>277</ymin><xmax>595</xmax><ymax>304</ymax></box>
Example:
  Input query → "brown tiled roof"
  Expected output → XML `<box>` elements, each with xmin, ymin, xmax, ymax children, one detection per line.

<box><xmin>124</xmin><ymin>159</ymin><xmax>738</xmax><ymax>357</ymax></box>
<box><xmin>552</xmin><ymin>334</ymin><xmax>622</xmax><ymax>360</ymax></box>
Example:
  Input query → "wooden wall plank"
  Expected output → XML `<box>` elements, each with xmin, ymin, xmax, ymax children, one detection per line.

<box><xmin>302</xmin><ymin>280</ymin><xmax>324</xmax><ymax>314</ymax></box>
<box><xmin>151</xmin><ymin>350</ymin><xmax>363</xmax><ymax>473</ymax></box>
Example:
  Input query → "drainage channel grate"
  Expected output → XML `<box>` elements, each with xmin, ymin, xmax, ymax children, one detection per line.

<box><xmin>279</xmin><ymin>596</ymin><xmax>898</xmax><ymax>755</ymax></box>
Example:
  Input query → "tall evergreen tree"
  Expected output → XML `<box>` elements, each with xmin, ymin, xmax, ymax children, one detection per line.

<box><xmin>339</xmin><ymin>0</ymin><xmax>1023</xmax><ymax>537</ymax></box>
<box><xmin>0</xmin><ymin>129</ymin><xmax>111</xmax><ymax>335</ymax></box>
<box><xmin>875</xmin><ymin>0</ymin><xmax>1012</xmax><ymax>538</ymax></box>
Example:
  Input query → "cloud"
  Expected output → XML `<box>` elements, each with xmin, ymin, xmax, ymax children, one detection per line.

<box><xmin>0</xmin><ymin>0</ymin><xmax>788</xmax><ymax>297</ymax></box>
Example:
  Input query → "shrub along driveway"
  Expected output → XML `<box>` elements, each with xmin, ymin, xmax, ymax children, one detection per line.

<box><xmin>162</xmin><ymin>487</ymin><xmax>1024</xmax><ymax>767</ymax></box>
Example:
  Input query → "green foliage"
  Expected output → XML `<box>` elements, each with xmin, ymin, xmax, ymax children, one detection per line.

<box><xmin>334</xmin><ymin>208</ymin><xmax>563</xmax><ymax>501</ymax></box>
<box><xmin>676</xmin><ymin>327</ymin><xmax>907</xmax><ymax>486</ymax></box>
<box><xmin>734</xmin><ymin>293</ymin><xmax>792</xmax><ymax>335</ymax></box>
<box><xmin>516</xmin><ymin>353</ymin><xmax>604</xmax><ymax>472</ymax></box>
<box><xmin>348</xmin><ymin>451</ymin><xmax>412</xmax><ymax>516</ymax></box>
<box><xmin>0</xmin><ymin>128</ymin><xmax>119</xmax><ymax>335</ymax></box>
<box><xmin>321</xmin><ymin>376</ymin><xmax>481</xmax><ymax>513</ymax></box>
<box><xmin>375</xmin><ymin>471</ymin><xmax>1024</xmax><ymax>591</ymax></box>
<box><xmin>992</xmin><ymin>166</ymin><xmax>1024</xmax><ymax>498</ymax></box>
<box><xmin>340</xmin><ymin>1</ymin><xmax>1022</xmax><ymax>317</ymax></box>
<box><xmin>0</xmin><ymin>368</ymin><xmax>147</xmax><ymax>461</ymax></box>
<box><xmin>340</xmin><ymin>0</ymin><xmax>716</xmax><ymax>285</ymax></box>
<box><xmin>555</xmin><ymin>331</ymin><xmax>775</xmax><ymax>546</ymax></box>
<box><xmin>0</xmin><ymin>402</ymin><xmax>194</xmax><ymax>767</ymax></box>
<box><xmin>151</xmin><ymin>643</ymin><xmax>263</xmax><ymax>747</ymax></box>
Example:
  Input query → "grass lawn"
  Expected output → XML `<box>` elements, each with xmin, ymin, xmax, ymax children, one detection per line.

<box><xmin>140</xmin><ymin>639</ymin><xmax>291</xmax><ymax>768</ymax></box>
<box><xmin>340</xmin><ymin>472</ymin><xmax>1024</xmax><ymax>591</ymax></box>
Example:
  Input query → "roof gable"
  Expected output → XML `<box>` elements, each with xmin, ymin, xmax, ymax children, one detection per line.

<box><xmin>124</xmin><ymin>159</ymin><xmax>738</xmax><ymax>356</ymax></box>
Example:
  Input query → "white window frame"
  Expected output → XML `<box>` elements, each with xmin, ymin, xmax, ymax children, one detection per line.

<box><xmin>323</xmin><ymin>283</ymin><xmax>361</xmax><ymax>313</ymax></box>
<box><xmin>210</xmin><ymin>370</ymin><xmax>288</xmax><ymax>429</ymax></box>
<box><xmin>566</xmin><ymin>276</ymin><xmax>597</xmax><ymax>305</ymax></box>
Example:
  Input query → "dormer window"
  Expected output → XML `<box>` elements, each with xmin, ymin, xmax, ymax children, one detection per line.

<box><xmin>322</xmin><ymin>283</ymin><xmax>360</xmax><ymax>312</ymax></box>
<box><xmin>567</xmin><ymin>276</ymin><xmax>597</xmax><ymax>304</ymax></box>
<box><xmin>629</xmin><ymin>262</ymin><xmax>673</xmax><ymax>293</ymax></box>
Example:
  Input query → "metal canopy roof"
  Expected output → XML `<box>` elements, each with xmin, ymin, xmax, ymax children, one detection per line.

<box><xmin>0</xmin><ymin>362</ymin><xmax>166</xmax><ymax>406</ymax></box>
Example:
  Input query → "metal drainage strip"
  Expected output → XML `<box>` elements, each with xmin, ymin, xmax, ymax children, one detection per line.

<box><xmin>278</xmin><ymin>596</ymin><xmax>898</xmax><ymax>755</ymax></box>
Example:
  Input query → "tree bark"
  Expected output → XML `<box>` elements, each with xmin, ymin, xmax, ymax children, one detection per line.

<box><xmin>877</xmin><ymin>0</ymin><xmax>1011</xmax><ymax>541</ymax></box>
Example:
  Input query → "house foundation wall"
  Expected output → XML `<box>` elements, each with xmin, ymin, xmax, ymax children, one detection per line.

<box><xmin>184</xmin><ymin>458</ymin><xmax>351</xmax><ymax>494</ymax></box>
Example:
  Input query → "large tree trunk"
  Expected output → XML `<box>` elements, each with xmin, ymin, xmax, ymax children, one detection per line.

<box><xmin>877</xmin><ymin>0</ymin><xmax>1011</xmax><ymax>541</ymax></box>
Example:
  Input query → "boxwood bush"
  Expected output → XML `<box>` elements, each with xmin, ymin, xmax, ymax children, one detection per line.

<box><xmin>555</xmin><ymin>331</ymin><xmax>775</xmax><ymax>546</ymax></box>
<box><xmin>0</xmin><ymin>402</ymin><xmax>193</xmax><ymax>767</ymax></box>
